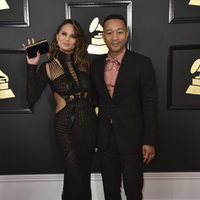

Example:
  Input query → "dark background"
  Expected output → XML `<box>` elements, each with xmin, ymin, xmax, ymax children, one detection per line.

<box><xmin>1</xmin><ymin>0</ymin><xmax>200</xmax><ymax>174</ymax></box>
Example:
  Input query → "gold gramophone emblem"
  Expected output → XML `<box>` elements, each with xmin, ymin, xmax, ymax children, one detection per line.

<box><xmin>0</xmin><ymin>69</ymin><xmax>15</xmax><ymax>99</ymax></box>
<box><xmin>87</xmin><ymin>17</ymin><xmax>108</xmax><ymax>55</ymax></box>
<box><xmin>186</xmin><ymin>59</ymin><xmax>200</xmax><ymax>95</ymax></box>
<box><xmin>188</xmin><ymin>0</ymin><xmax>200</xmax><ymax>6</ymax></box>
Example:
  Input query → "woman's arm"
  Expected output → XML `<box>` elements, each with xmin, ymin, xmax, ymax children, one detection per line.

<box><xmin>27</xmin><ymin>62</ymin><xmax>48</xmax><ymax>105</ymax></box>
<box><xmin>24</xmin><ymin>38</ymin><xmax>49</xmax><ymax>104</ymax></box>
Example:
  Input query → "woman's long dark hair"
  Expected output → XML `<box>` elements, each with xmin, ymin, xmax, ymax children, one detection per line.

<box><xmin>49</xmin><ymin>19</ymin><xmax>89</xmax><ymax>71</ymax></box>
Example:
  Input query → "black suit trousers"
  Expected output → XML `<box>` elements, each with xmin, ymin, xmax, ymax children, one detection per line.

<box><xmin>98</xmin><ymin>125</ymin><xmax>144</xmax><ymax>200</ymax></box>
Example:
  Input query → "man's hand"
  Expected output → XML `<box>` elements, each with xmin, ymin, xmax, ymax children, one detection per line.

<box><xmin>142</xmin><ymin>145</ymin><xmax>156</xmax><ymax>164</ymax></box>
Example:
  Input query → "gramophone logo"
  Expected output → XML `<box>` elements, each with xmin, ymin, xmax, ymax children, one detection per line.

<box><xmin>188</xmin><ymin>0</ymin><xmax>200</xmax><ymax>6</ymax></box>
<box><xmin>0</xmin><ymin>0</ymin><xmax>9</xmax><ymax>10</ymax></box>
<box><xmin>186</xmin><ymin>59</ymin><xmax>200</xmax><ymax>95</ymax></box>
<box><xmin>87</xmin><ymin>17</ymin><xmax>108</xmax><ymax>55</ymax></box>
<box><xmin>0</xmin><ymin>69</ymin><xmax>15</xmax><ymax>99</ymax></box>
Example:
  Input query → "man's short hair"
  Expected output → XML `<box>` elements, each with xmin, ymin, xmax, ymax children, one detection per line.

<box><xmin>103</xmin><ymin>14</ymin><xmax>127</xmax><ymax>28</ymax></box>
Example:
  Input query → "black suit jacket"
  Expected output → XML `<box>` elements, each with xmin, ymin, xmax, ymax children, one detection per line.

<box><xmin>91</xmin><ymin>49</ymin><xmax>158</xmax><ymax>153</ymax></box>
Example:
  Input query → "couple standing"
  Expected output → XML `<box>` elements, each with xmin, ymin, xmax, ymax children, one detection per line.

<box><xmin>26</xmin><ymin>14</ymin><xmax>157</xmax><ymax>200</ymax></box>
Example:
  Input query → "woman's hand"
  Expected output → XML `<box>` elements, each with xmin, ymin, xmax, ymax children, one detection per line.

<box><xmin>23</xmin><ymin>38</ymin><xmax>41</xmax><ymax>65</ymax></box>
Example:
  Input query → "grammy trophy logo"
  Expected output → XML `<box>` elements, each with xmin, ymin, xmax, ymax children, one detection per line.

<box><xmin>0</xmin><ymin>69</ymin><xmax>15</xmax><ymax>99</ymax></box>
<box><xmin>0</xmin><ymin>0</ymin><xmax>9</xmax><ymax>10</ymax></box>
<box><xmin>188</xmin><ymin>0</ymin><xmax>200</xmax><ymax>6</ymax></box>
<box><xmin>186</xmin><ymin>59</ymin><xmax>200</xmax><ymax>95</ymax></box>
<box><xmin>87</xmin><ymin>17</ymin><xmax>108</xmax><ymax>55</ymax></box>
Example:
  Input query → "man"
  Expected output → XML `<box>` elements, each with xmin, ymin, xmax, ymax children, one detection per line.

<box><xmin>91</xmin><ymin>14</ymin><xmax>157</xmax><ymax>200</ymax></box>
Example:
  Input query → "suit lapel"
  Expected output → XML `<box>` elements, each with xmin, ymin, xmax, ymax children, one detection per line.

<box><xmin>96</xmin><ymin>56</ymin><xmax>111</xmax><ymax>100</ymax></box>
<box><xmin>112</xmin><ymin>50</ymin><xmax>130</xmax><ymax>99</ymax></box>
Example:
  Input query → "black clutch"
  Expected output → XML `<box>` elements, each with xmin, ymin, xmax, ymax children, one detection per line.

<box><xmin>25</xmin><ymin>39</ymin><xmax>49</xmax><ymax>58</ymax></box>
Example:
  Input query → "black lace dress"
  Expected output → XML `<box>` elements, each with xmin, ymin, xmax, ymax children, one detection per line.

<box><xmin>27</xmin><ymin>51</ymin><xmax>97</xmax><ymax>200</ymax></box>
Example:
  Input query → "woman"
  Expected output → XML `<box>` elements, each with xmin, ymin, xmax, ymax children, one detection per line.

<box><xmin>26</xmin><ymin>19</ymin><xmax>96</xmax><ymax>200</ymax></box>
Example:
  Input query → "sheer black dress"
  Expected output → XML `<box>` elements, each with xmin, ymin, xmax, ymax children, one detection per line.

<box><xmin>27</xmin><ymin>51</ymin><xmax>97</xmax><ymax>200</ymax></box>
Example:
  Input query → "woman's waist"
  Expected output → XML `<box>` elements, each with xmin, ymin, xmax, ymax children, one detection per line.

<box><xmin>55</xmin><ymin>99</ymin><xmax>94</xmax><ymax>118</ymax></box>
<box><xmin>56</xmin><ymin>96</ymin><xmax>92</xmax><ymax>111</ymax></box>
